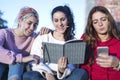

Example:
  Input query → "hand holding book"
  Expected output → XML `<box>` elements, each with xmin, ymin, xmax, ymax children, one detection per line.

<box><xmin>58</xmin><ymin>57</ymin><xmax>67</xmax><ymax>73</ymax></box>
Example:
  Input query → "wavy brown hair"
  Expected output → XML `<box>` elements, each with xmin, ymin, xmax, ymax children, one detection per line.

<box><xmin>84</xmin><ymin>6</ymin><xmax>120</xmax><ymax>47</ymax></box>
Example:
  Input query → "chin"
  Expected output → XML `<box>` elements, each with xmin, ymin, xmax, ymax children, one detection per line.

<box><xmin>25</xmin><ymin>33</ymin><xmax>32</xmax><ymax>37</ymax></box>
<box><xmin>60</xmin><ymin>29</ymin><xmax>66</xmax><ymax>33</ymax></box>
<box><xmin>59</xmin><ymin>31</ymin><xmax>65</xmax><ymax>34</ymax></box>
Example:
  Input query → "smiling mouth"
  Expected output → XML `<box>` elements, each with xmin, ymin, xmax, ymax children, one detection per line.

<box><xmin>27</xmin><ymin>31</ymin><xmax>32</xmax><ymax>34</ymax></box>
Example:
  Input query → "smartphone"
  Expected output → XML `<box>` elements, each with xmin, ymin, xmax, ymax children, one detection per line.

<box><xmin>97</xmin><ymin>46</ymin><xmax>109</xmax><ymax>55</ymax></box>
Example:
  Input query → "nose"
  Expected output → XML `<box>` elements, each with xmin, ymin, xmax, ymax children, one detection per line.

<box><xmin>30</xmin><ymin>24</ymin><xmax>36</xmax><ymax>31</ymax></box>
<box><xmin>58</xmin><ymin>21</ymin><xmax>63</xmax><ymax>26</ymax></box>
<box><xmin>98</xmin><ymin>20</ymin><xmax>103</xmax><ymax>26</ymax></box>
<box><xmin>30</xmin><ymin>26</ymin><xmax>34</xmax><ymax>30</ymax></box>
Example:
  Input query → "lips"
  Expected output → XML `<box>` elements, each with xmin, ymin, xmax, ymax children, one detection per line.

<box><xmin>26</xmin><ymin>30</ymin><xmax>33</xmax><ymax>35</ymax></box>
<box><xmin>99</xmin><ymin>28</ymin><xmax>105</xmax><ymax>31</ymax></box>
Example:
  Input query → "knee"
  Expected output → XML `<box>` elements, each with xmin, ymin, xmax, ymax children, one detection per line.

<box><xmin>9</xmin><ymin>77</ymin><xmax>19</xmax><ymax>80</ymax></box>
<box><xmin>77</xmin><ymin>69</ymin><xmax>88</xmax><ymax>76</ymax></box>
<box><xmin>23</xmin><ymin>71</ymin><xmax>32</xmax><ymax>80</ymax></box>
<box><xmin>23</xmin><ymin>71</ymin><xmax>44</xmax><ymax>80</ymax></box>
<box><xmin>73</xmin><ymin>69</ymin><xmax>88</xmax><ymax>80</ymax></box>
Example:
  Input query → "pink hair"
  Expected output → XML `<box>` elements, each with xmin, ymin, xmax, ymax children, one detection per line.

<box><xmin>18</xmin><ymin>7</ymin><xmax>38</xmax><ymax>20</ymax></box>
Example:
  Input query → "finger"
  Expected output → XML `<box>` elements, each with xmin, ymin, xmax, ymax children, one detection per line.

<box><xmin>98</xmin><ymin>54</ymin><xmax>109</xmax><ymax>58</ymax></box>
<box><xmin>33</xmin><ymin>55</ymin><xmax>40</xmax><ymax>64</ymax></box>
<box><xmin>59</xmin><ymin>57</ymin><xmax>67</xmax><ymax>69</ymax></box>
<box><xmin>97</xmin><ymin>61</ymin><xmax>111</xmax><ymax>67</ymax></box>
<box><xmin>39</xmin><ymin>27</ymin><xmax>45</xmax><ymax>35</ymax></box>
<box><xmin>44</xmin><ymin>27</ymin><xmax>49</xmax><ymax>34</ymax></box>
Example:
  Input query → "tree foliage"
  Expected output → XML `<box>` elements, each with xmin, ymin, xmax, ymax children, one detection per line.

<box><xmin>0</xmin><ymin>10</ymin><xmax>8</xmax><ymax>29</ymax></box>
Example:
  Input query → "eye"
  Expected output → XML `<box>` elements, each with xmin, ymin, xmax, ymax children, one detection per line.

<box><xmin>92</xmin><ymin>20</ymin><xmax>98</xmax><ymax>24</ymax></box>
<box><xmin>101</xmin><ymin>17</ymin><xmax>107</xmax><ymax>21</ymax></box>
<box><xmin>27</xmin><ymin>22</ymin><xmax>32</xmax><ymax>25</ymax></box>
<box><xmin>33</xmin><ymin>23</ymin><xmax>38</xmax><ymax>27</ymax></box>
<box><xmin>54</xmin><ymin>19</ymin><xmax>58</xmax><ymax>22</ymax></box>
<box><xmin>62</xmin><ymin>17</ymin><xmax>66</xmax><ymax>21</ymax></box>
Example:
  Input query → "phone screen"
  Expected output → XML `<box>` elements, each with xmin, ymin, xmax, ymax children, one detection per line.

<box><xmin>97</xmin><ymin>46</ymin><xmax>109</xmax><ymax>55</ymax></box>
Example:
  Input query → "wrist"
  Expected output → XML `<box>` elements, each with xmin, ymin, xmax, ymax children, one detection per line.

<box><xmin>12</xmin><ymin>56</ymin><xmax>16</xmax><ymax>64</ymax></box>
<box><xmin>58</xmin><ymin>68</ymin><xmax>66</xmax><ymax>74</ymax></box>
<box><xmin>59</xmin><ymin>70</ymin><xmax>64</xmax><ymax>74</ymax></box>
<box><xmin>113</xmin><ymin>59</ymin><xmax>120</xmax><ymax>71</ymax></box>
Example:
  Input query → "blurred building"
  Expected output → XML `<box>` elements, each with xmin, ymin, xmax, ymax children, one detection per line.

<box><xmin>86</xmin><ymin>0</ymin><xmax>120</xmax><ymax>30</ymax></box>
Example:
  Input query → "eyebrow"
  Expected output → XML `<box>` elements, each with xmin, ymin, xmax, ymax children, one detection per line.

<box><xmin>92</xmin><ymin>16</ymin><xmax>107</xmax><ymax>21</ymax></box>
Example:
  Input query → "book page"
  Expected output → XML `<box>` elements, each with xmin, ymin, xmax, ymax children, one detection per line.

<box><xmin>42</xmin><ymin>42</ymin><xmax>63</xmax><ymax>63</ymax></box>
<box><xmin>64</xmin><ymin>41</ymin><xmax>86</xmax><ymax>64</ymax></box>
<box><xmin>42</xmin><ymin>40</ymin><xmax>86</xmax><ymax>64</ymax></box>
<box><xmin>65</xmin><ymin>39</ymin><xmax>83</xmax><ymax>44</ymax></box>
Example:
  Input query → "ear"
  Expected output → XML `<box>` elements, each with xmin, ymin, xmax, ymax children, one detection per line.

<box><xmin>18</xmin><ymin>18</ymin><xmax>22</xmax><ymax>27</ymax></box>
<box><xmin>67</xmin><ymin>19</ymin><xmax>69</xmax><ymax>25</ymax></box>
<box><xmin>18</xmin><ymin>18</ymin><xmax>22</xmax><ymax>23</ymax></box>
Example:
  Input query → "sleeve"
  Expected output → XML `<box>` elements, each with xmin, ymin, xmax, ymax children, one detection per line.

<box><xmin>30</xmin><ymin>35</ymin><xmax>53</xmax><ymax>77</ymax></box>
<box><xmin>0</xmin><ymin>29</ymin><xmax>22</xmax><ymax>64</ymax></box>
<box><xmin>57</xmin><ymin>64</ymin><xmax>75</xmax><ymax>79</ymax></box>
<box><xmin>0</xmin><ymin>29</ymin><xmax>14</xmax><ymax>64</ymax></box>
<box><xmin>117</xmin><ymin>42</ymin><xmax>120</xmax><ymax>58</ymax></box>
<box><xmin>81</xmin><ymin>64</ymin><xmax>91</xmax><ymax>79</ymax></box>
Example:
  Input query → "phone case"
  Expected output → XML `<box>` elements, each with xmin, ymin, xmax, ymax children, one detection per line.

<box><xmin>97</xmin><ymin>46</ymin><xmax>108</xmax><ymax>55</ymax></box>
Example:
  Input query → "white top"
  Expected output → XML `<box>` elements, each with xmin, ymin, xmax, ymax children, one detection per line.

<box><xmin>30</xmin><ymin>32</ymin><xmax>75</xmax><ymax>79</ymax></box>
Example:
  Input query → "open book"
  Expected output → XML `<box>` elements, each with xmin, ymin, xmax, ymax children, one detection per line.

<box><xmin>42</xmin><ymin>40</ymin><xmax>86</xmax><ymax>64</ymax></box>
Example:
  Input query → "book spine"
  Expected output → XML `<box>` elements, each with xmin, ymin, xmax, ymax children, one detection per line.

<box><xmin>63</xmin><ymin>44</ymin><xmax>65</xmax><ymax>56</ymax></box>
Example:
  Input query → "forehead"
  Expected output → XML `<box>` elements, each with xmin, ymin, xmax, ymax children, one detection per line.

<box><xmin>92</xmin><ymin>11</ymin><xmax>107</xmax><ymax>20</ymax></box>
<box><xmin>53</xmin><ymin>11</ymin><xmax>66</xmax><ymax>18</ymax></box>
<box><xmin>24</xmin><ymin>16</ymin><xmax>38</xmax><ymax>23</ymax></box>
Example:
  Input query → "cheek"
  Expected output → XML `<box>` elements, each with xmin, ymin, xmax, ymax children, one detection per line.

<box><xmin>104</xmin><ymin>22</ymin><xmax>109</xmax><ymax>29</ymax></box>
<box><xmin>93</xmin><ymin>24</ymin><xmax>97</xmax><ymax>30</ymax></box>
<box><xmin>93</xmin><ymin>26</ymin><xmax>100</xmax><ymax>33</ymax></box>
<box><xmin>63</xmin><ymin>20</ymin><xmax>68</xmax><ymax>25</ymax></box>
<box><xmin>21</xmin><ymin>24</ymin><xmax>29</xmax><ymax>31</ymax></box>
<box><xmin>24</xmin><ymin>23</ymin><xmax>30</xmax><ymax>28</ymax></box>
<box><xmin>53</xmin><ymin>22</ymin><xmax>58</xmax><ymax>28</ymax></box>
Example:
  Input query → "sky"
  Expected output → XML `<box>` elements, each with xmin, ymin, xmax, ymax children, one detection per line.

<box><xmin>0</xmin><ymin>0</ymin><xmax>86</xmax><ymax>38</ymax></box>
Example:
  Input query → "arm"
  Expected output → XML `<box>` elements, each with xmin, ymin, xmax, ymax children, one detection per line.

<box><xmin>0</xmin><ymin>29</ymin><xmax>15</xmax><ymax>64</ymax></box>
<box><xmin>57</xmin><ymin>57</ymin><xmax>75</xmax><ymax>79</ymax></box>
<box><xmin>96</xmin><ymin>43</ymin><xmax>120</xmax><ymax>69</ymax></box>
<box><xmin>30</xmin><ymin>35</ymin><xmax>54</xmax><ymax>77</ymax></box>
<box><xmin>39</xmin><ymin>27</ymin><xmax>52</xmax><ymax>35</ymax></box>
<box><xmin>0</xmin><ymin>29</ymin><xmax>39</xmax><ymax>64</ymax></box>
<box><xmin>96</xmin><ymin>54</ymin><xmax>119</xmax><ymax>68</ymax></box>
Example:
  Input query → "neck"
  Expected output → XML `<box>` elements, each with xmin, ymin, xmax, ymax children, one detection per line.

<box><xmin>53</xmin><ymin>31</ymin><xmax>65</xmax><ymax>41</ymax></box>
<box><xmin>13</xmin><ymin>28</ymin><xmax>25</xmax><ymax>37</ymax></box>
<box><xmin>98</xmin><ymin>34</ymin><xmax>110</xmax><ymax>42</ymax></box>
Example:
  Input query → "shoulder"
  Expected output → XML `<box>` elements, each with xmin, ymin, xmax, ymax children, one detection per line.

<box><xmin>113</xmin><ymin>38</ymin><xmax>120</xmax><ymax>43</ymax></box>
<box><xmin>0</xmin><ymin>28</ymin><xmax>12</xmax><ymax>35</ymax></box>
<box><xmin>30</xmin><ymin>32</ymin><xmax>38</xmax><ymax>38</ymax></box>
<box><xmin>81</xmin><ymin>34</ymin><xmax>85</xmax><ymax>40</ymax></box>
<box><xmin>34</xmin><ymin>32</ymin><xmax>51</xmax><ymax>42</ymax></box>
<box><xmin>111</xmin><ymin>38</ymin><xmax>120</xmax><ymax>48</ymax></box>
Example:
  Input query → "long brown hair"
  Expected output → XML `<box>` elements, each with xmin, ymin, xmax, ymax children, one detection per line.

<box><xmin>84</xmin><ymin>6</ymin><xmax>120</xmax><ymax>47</ymax></box>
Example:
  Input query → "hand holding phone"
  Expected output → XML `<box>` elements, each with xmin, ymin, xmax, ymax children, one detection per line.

<box><xmin>97</xmin><ymin>46</ymin><xmax>109</xmax><ymax>55</ymax></box>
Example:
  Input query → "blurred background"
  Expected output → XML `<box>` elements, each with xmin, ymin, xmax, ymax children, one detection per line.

<box><xmin>0</xmin><ymin>0</ymin><xmax>120</xmax><ymax>38</ymax></box>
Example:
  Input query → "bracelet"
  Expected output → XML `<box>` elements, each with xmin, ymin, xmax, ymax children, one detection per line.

<box><xmin>113</xmin><ymin>60</ymin><xmax>120</xmax><ymax>71</ymax></box>
<box><xmin>12</xmin><ymin>55</ymin><xmax>16</xmax><ymax>64</ymax></box>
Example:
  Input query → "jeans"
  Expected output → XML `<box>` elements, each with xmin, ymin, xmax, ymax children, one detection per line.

<box><xmin>0</xmin><ymin>63</ymin><xmax>24</xmax><ymax>80</ymax></box>
<box><xmin>23</xmin><ymin>68</ymin><xmax>88</xmax><ymax>80</ymax></box>
<box><xmin>8</xmin><ymin>63</ymin><xmax>24</xmax><ymax>80</ymax></box>
<box><xmin>62</xmin><ymin>68</ymin><xmax>88</xmax><ymax>80</ymax></box>
<box><xmin>23</xmin><ymin>71</ymin><xmax>45</xmax><ymax>80</ymax></box>
<box><xmin>0</xmin><ymin>63</ymin><xmax>8</xmax><ymax>80</ymax></box>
